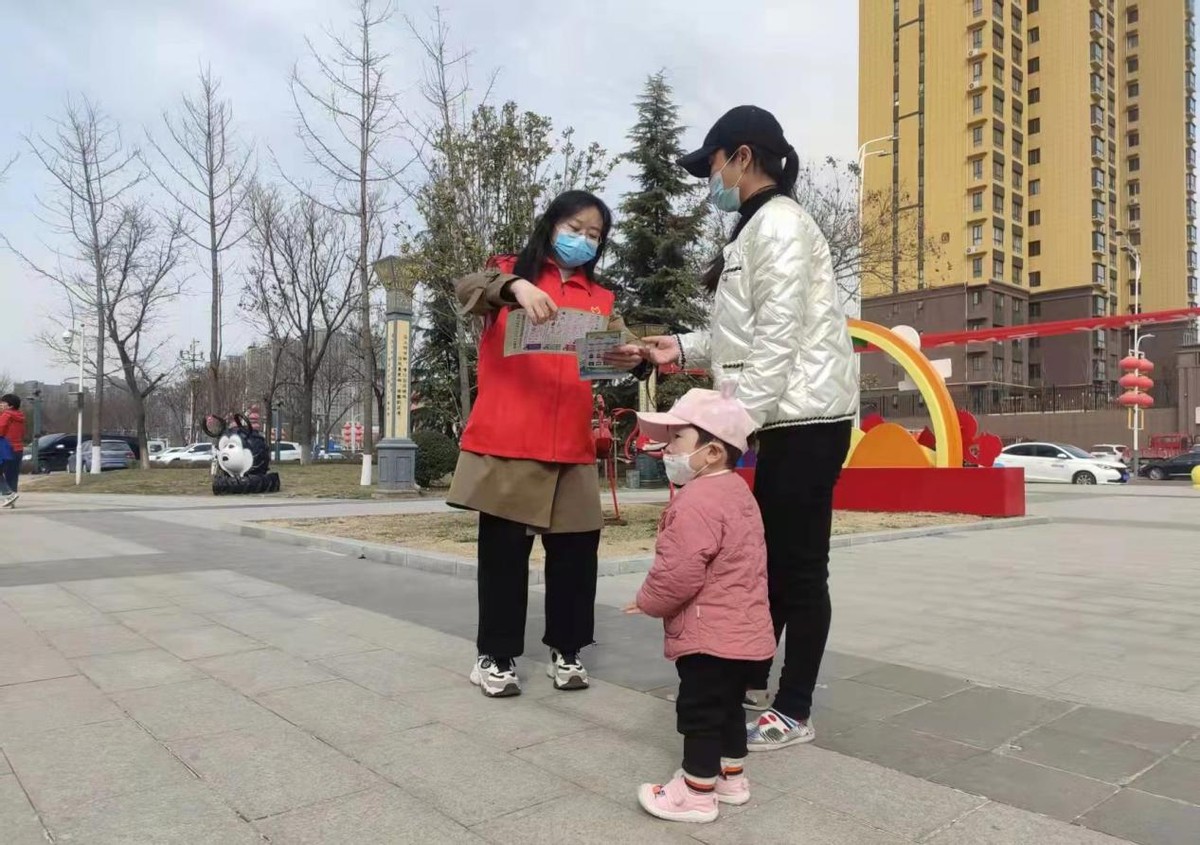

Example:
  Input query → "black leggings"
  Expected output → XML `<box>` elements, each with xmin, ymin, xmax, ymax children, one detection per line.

<box><xmin>749</xmin><ymin>421</ymin><xmax>852</xmax><ymax>720</ymax></box>
<box><xmin>475</xmin><ymin>512</ymin><xmax>599</xmax><ymax>659</ymax></box>
<box><xmin>677</xmin><ymin>654</ymin><xmax>769</xmax><ymax>778</ymax></box>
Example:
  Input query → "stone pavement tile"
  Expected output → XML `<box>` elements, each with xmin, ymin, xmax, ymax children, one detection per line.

<box><xmin>931</xmin><ymin>753</ymin><xmax>1117</xmax><ymax>822</ymax></box>
<box><xmin>1131</xmin><ymin>756</ymin><xmax>1200</xmax><ymax>805</ymax></box>
<box><xmin>1002</xmin><ymin>726</ymin><xmax>1163</xmax><ymax>784</ymax></box>
<box><xmin>809</xmin><ymin>705</ymin><xmax>873</xmax><ymax>739</ymax></box>
<box><xmin>187</xmin><ymin>571</ymin><xmax>291</xmax><ymax>598</ymax></box>
<box><xmin>1051</xmin><ymin>675</ymin><xmax>1200</xmax><ymax>726</ymax></box>
<box><xmin>820</xmin><ymin>720</ymin><xmax>987</xmax><ymax>779</ymax></box>
<box><xmin>692</xmin><ymin>795</ymin><xmax>910</xmax><ymax>845</ymax></box>
<box><xmin>851</xmin><ymin>664</ymin><xmax>973</xmax><ymax>700</ymax></box>
<box><xmin>41</xmin><ymin>780</ymin><xmax>262</xmax><ymax>845</ymax></box>
<box><xmin>474</xmin><ymin>789</ymin><xmax>698</xmax><ymax>844</ymax></box>
<box><xmin>316</xmin><ymin>649</ymin><xmax>462</xmax><ymax>696</ymax></box>
<box><xmin>61</xmin><ymin>585</ymin><xmax>173</xmax><ymax>613</ymax></box>
<box><xmin>113</xmin><ymin>678</ymin><xmax>285</xmax><ymax>741</ymax></box>
<box><xmin>16</xmin><ymin>604</ymin><xmax>111</xmax><ymax>632</ymax></box>
<box><xmin>43</xmin><ymin>624</ymin><xmax>154</xmax><ymax>658</ymax></box>
<box><xmin>0</xmin><ymin>646</ymin><xmax>77</xmax><ymax>687</ymax></box>
<box><xmin>3</xmin><ymin>719</ymin><xmax>194</xmax><ymax>815</ymax></box>
<box><xmin>0</xmin><ymin>584</ymin><xmax>84</xmax><ymax>612</ymax></box>
<box><xmin>1079</xmin><ymin>789</ymin><xmax>1200</xmax><ymax>845</ymax></box>
<box><xmin>306</xmin><ymin>608</ymin><xmax>478</xmax><ymax>672</ymax></box>
<box><xmin>204</xmin><ymin>608</ymin><xmax>301</xmax><ymax>637</ymax></box>
<box><xmin>121</xmin><ymin>574</ymin><xmax>216</xmax><ymax>596</ymax></box>
<box><xmin>0</xmin><ymin>676</ymin><xmax>122</xmax><ymax>743</ymax></box>
<box><xmin>0</xmin><ymin>774</ymin><xmax>48</xmax><ymax>845</ymax></box>
<box><xmin>348</xmin><ymin>722</ymin><xmax>574</xmax><ymax>827</ymax></box>
<box><xmin>169</xmin><ymin>724</ymin><xmax>380</xmax><ymax>820</ymax></box>
<box><xmin>817</xmin><ymin>651</ymin><xmax>890</xmax><ymax>681</ymax></box>
<box><xmin>889</xmin><ymin>687</ymin><xmax>1075</xmax><ymax>749</ymax></box>
<box><xmin>254</xmin><ymin>590</ymin><xmax>346</xmax><ymax>617</ymax></box>
<box><xmin>192</xmin><ymin>647</ymin><xmax>333</xmax><ymax>696</ymax></box>
<box><xmin>168</xmin><ymin>590</ymin><xmax>259</xmax><ymax>614</ymax></box>
<box><xmin>814</xmin><ymin>679</ymin><xmax>928</xmax><ymax>720</ymax></box>
<box><xmin>252</xmin><ymin>622</ymin><xmax>376</xmax><ymax>660</ymax></box>
<box><xmin>924</xmin><ymin>801</ymin><xmax>1134</xmax><ymax>845</ymax></box>
<box><xmin>1</xmin><ymin>752</ymin><xmax>8</xmax><ymax>775</ymax></box>
<box><xmin>400</xmin><ymin>685</ymin><xmax>595</xmax><ymax>752</ymax></box>
<box><xmin>745</xmin><ymin>744</ymin><xmax>985</xmax><ymax>839</ymax></box>
<box><xmin>113</xmin><ymin>607</ymin><xmax>210</xmax><ymax>634</ymax></box>
<box><xmin>1178</xmin><ymin>740</ymin><xmax>1200</xmax><ymax>761</ymax></box>
<box><xmin>256</xmin><ymin>679</ymin><xmax>430</xmax><ymax>748</ymax></box>
<box><xmin>140</xmin><ymin>625</ymin><xmax>264</xmax><ymax>661</ymax></box>
<box><xmin>1044</xmin><ymin>706</ymin><xmax>1199</xmax><ymax>755</ymax></box>
<box><xmin>73</xmin><ymin>648</ymin><xmax>204</xmax><ymax>693</ymax></box>
<box><xmin>255</xmin><ymin>785</ymin><xmax>484</xmax><ymax>844</ymax></box>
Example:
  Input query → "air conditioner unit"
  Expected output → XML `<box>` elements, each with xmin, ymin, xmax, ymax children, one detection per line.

<box><xmin>1128</xmin><ymin>220</ymin><xmax>1142</xmax><ymax>230</ymax></box>
<box><xmin>968</xmin><ymin>81</ymin><xmax>982</xmax><ymax>91</ymax></box>
<box><xmin>968</xmin><ymin>48</ymin><xmax>981</xmax><ymax>59</ymax></box>
<box><xmin>965</xmin><ymin>245</ymin><xmax>983</xmax><ymax>255</ymax></box>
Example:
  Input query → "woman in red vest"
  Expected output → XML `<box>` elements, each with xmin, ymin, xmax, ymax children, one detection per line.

<box><xmin>449</xmin><ymin>190</ymin><xmax>647</xmax><ymax>698</ymax></box>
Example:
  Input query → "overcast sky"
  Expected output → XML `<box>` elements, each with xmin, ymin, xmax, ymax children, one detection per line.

<box><xmin>0</xmin><ymin>0</ymin><xmax>858</xmax><ymax>385</ymax></box>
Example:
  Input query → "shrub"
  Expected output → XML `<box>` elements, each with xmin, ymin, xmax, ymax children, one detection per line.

<box><xmin>412</xmin><ymin>430</ymin><xmax>459</xmax><ymax>488</ymax></box>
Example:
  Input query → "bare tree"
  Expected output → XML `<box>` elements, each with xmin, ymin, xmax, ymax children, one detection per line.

<box><xmin>7</xmin><ymin>98</ymin><xmax>145</xmax><ymax>466</ymax></box>
<box><xmin>290</xmin><ymin>0</ymin><xmax>409</xmax><ymax>454</ymax></box>
<box><xmin>243</xmin><ymin>187</ymin><xmax>358</xmax><ymax>462</ymax></box>
<box><xmin>312</xmin><ymin>332</ymin><xmax>360</xmax><ymax>449</ymax></box>
<box><xmin>147</xmin><ymin>66</ymin><xmax>255</xmax><ymax>411</ymax></box>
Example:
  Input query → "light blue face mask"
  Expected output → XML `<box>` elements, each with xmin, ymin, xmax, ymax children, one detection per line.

<box><xmin>553</xmin><ymin>231</ymin><xmax>599</xmax><ymax>268</ymax></box>
<box><xmin>708</xmin><ymin>153</ymin><xmax>746</xmax><ymax>212</ymax></box>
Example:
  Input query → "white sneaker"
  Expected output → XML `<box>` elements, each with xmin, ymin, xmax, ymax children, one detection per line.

<box><xmin>470</xmin><ymin>655</ymin><xmax>521</xmax><ymax>698</ymax></box>
<box><xmin>747</xmin><ymin>710</ymin><xmax>816</xmax><ymax>752</ymax></box>
<box><xmin>546</xmin><ymin>649</ymin><xmax>589</xmax><ymax>691</ymax></box>
<box><xmin>1</xmin><ymin>493</ymin><xmax>17</xmax><ymax>509</ymax></box>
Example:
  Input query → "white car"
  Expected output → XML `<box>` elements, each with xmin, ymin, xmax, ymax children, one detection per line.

<box><xmin>151</xmin><ymin>446</ymin><xmax>187</xmax><ymax>464</ymax></box>
<box><xmin>158</xmin><ymin>443</ymin><xmax>215</xmax><ymax>465</ymax></box>
<box><xmin>999</xmin><ymin>442</ymin><xmax>1128</xmax><ymax>485</ymax></box>
<box><xmin>271</xmin><ymin>442</ymin><xmax>302</xmax><ymax>463</ymax></box>
<box><xmin>1089</xmin><ymin>444</ymin><xmax>1129</xmax><ymax>464</ymax></box>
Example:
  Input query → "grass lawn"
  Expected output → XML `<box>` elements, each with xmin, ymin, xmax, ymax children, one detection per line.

<box><xmin>264</xmin><ymin>506</ymin><xmax>981</xmax><ymax>562</ymax></box>
<box><xmin>22</xmin><ymin>463</ymin><xmax>388</xmax><ymax>499</ymax></box>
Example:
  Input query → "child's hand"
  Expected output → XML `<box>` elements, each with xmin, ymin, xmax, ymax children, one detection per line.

<box><xmin>622</xmin><ymin>601</ymin><xmax>643</xmax><ymax>615</ymax></box>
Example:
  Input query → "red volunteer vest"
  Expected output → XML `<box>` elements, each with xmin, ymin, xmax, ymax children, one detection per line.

<box><xmin>459</xmin><ymin>256</ymin><xmax>613</xmax><ymax>464</ymax></box>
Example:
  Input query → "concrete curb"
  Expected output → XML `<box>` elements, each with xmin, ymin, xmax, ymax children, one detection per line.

<box><xmin>236</xmin><ymin>514</ymin><xmax>1052</xmax><ymax>584</ymax></box>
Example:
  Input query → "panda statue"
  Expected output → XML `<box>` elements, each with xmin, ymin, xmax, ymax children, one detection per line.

<box><xmin>205</xmin><ymin>413</ymin><xmax>281</xmax><ymax>495</ymax></box>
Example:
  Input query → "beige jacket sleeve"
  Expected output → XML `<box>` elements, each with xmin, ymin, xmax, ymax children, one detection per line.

<box><xmin>454</xmin><ymin>270</ymin><xmax>522</xmax><ymax>316</ymax></box>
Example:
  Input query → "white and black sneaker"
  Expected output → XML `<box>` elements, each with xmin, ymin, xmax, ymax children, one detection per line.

<box><xmin>470</xmin><ymin>655</ymin><xmax>521</xmax><ymax>698</ymax></box>
<box><xmin>547</xmin><ymin>649</ymin><xmax>589</xmax><ymax>691</ymax></box>
<box><xmin>1</xmin><ymin>493</ymin><xmax>17</xmax><ymax>509</ymax></box>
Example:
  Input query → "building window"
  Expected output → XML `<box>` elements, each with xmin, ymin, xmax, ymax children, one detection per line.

<box><xmin>1093</xmin><ymin>263</ymin><xmax>1106</xmax><ymax>285</ymax></box>
<box><xmin>1014</xmin><ymin>233</ymin><xmax>1024</xmax><ymax>254</ymax></box>
<box><xmin>1030</xmin><ymin>302</ymin><xmax>1042</xmax><ymax>318</ymax></box>
<box><xmin>1013</xmin><ymin>135</ymin><xmax>1023</xmax><ymax>157</ymax></box>
<box><xmin>1029</xmin><ymin>240</ymin><xmax>1041</xmax><ymax>256</ymax></box>
<box><xmin>1028</xmin><ymin>148</ymin><xmax>1041</xmax><ymax>165</ymax></box>
<box><xmin>972</xmin><ymin>0</ymin><xmax>983</xmax><ymax>16</ymax></box>
<box><xmin>1092</xmin><ymin>231</ymin><xmax>1107</xmax><ymax>252</ymax></box>
<box><xmin>1012</xmin><ymin>197</ymin><xmax>1023</xmax><ymax>222</ymax></box>
<box><xmin>971</xmin><ymin>190</ymin><xmax>984</xmax><ymax>212</ymax></box>
<box><xmin>972</xmin><ymin>158</ymin><xmax>985</xmax><ymax>179</ymax></box>
<box><xmin>1092</xmin><ymin>136</ymin><xmax>1105</xmax><ymax>157</ymax></box>
<box><xmin>994</xmin><ymin>28</ymin><xmax>1005</xmax><ymax>51</ymax></box>
<box><xmin>994</xmin><ymin>221</ymin><xmax>1005</xmax><ymax>245</ymax></box>
<box><xmin>993</xmin><ymin>157</ymin><xmax>1006</xmax><ymax>180</ymax></box>
<box><xmin>971</xmin><ymin>27</ymin><xmax>984</xmax><ymax>49</ymax></box>
<box><xmin>1030</xmin><ymin>363</ymin><xmax>1042</xmax><ymax>380</ymax></box>
<box><xmin>1013</xmin><ymin>263</ymin><xmax>1023</xmax><ymax>285</ymax></box>
<box><xmin>1093</xmin><ymin>295</ymin><xmax>1107</xmax><ymax>316</ymax></box>
<box><xmin>973</xmin><ymin>125</ymin><xmax>984</xmax><ymax>147</ymax></box>
<box><xmin>1092</xmin><ymin>167</ymin><xmax>1105</xmax><ymax>187</ymax></box>
<box><xmin>993</xmin><ymin>0</ymin><xmax>1004</xmax><ymax>20</ymax></box>
<box><xmin>993</xmin><ymin>192</ymin><xmax>1005</xmax><ymax>213</ymax></box>
<box><xmin>1129</xmin><ymin>180</ymin><xmax>1140</xmax><ymax>197</ymax></box>
<box><xmin>1028</xmin><ymin>0</ymin><xmax>1038</xmax><ymax>12</ymax></box>
<box><xmin>1129</xmin><ymin>131</ymin><xmax>1139</xmax><ymax>147</ymax></box>
<box><xmin>971</xmin><ymin>354</ymin><xmax>985</xmax><ymax>374</ymax></box>
<box><xmin>1028</xmin><ymin>88</ymin><xmax>1040</xmax><ymax>104</ymax></box>
<box><xmin>972</xmin><ymin>257</ymin><xmax>984</xmax><ymax>277</ymax></box>
<box><xmin>972</xmin><ymin>93</ymin><xmax>984</xmax><ymax>114</ymax></box>
<box><xmin>1129</xmin><ymin>204</ymin><xmax>1141</xmax><ymax>222</ymax></box>
<box><xmin>1128</xmin><ymin>81</ymin><xmax>1139</xmax><ymax>98</ymax></box>
<box><xmin>1091</xmin><ymin>104</ymin><xmax>1105</xmax><ymax>125</ymax></box>
<box><xmin>1029</xmin><ymin>117</ymin><xmax>1040</xmax><ymax>134</ymax></box>
<box><xmin>1127</xmin><ymin>5</ymin><xmax>1138</xmax><ymax>24</ymax></box>
<box><xmin>1128</xmin><ymin>105</ymin><xmax>1139</xmax><ymax>122</ymax></box>
<box><xmin>972</xmin><ymin>291</ymin><xmax>983</xmax><ymax>307</ymax></box>
<box><xmin>1028</xmin><ymin>57</ymin><xmax>1040</xmax><ymax>73</ymax></box>
<box><xmin>1028</xmin><ymin>209</ymin><xmax>1041</xmax><ymax>225</ymax></box>
<box><xmin>1029</xmin><ymin>179</ymin><xmax>1040</xmax><ymax>195</ymax></box>
<box><xmin>993</xmin><ymin>60</ymin><xmax>1004</xmax><ymax>83</ymax></box>
<box><xmin>1127</xmin><ymin>33</ymin><xmax>1139</xmax><ymax>50</ymax></box>
<box><xmin>993</xmin><ymin>90</ymin><xmax>1005</xmax><ymax>116</ymax></box>
<box><xmin>972</xmin><ymin>61</ymin><xmax>984</xmax><ymax>82</ymax></box>
<box><xmin>993</xmin><ymin>124</ymin><xmax>1005</xmax><ymax>147</ymax></box>
<box><xmin>1092</xmin><ymin>198</ymin><xmax>1106</xmax><ymax>218</ymax></box>
<box><xmin>1128</xmin><ymin>156</ymin><xmax>1140</xmax><ymax>172</ymax></box>
<box><xmin>1029</xmin><ymin>27</ymin><xmax>1039</xmax><ymax>43</ymax></box>
<box><xmin>971</xmin><ymin>223</ymin><xmax>984</xmax><ymax>245</ymax></box>
<box><xmin>1127</xmin><ymin>56</ymin><xmax>1139</xmax><ymax>73</ymax></box>
<box><xmin>993</xmin><ymin>255</ymin><xmax>1005</xmax><ymax>279</ymax></box>
<box><xmin>1030</xmin><ymin>271</ymin><xmax>1041</xmax><ymax>288</ymax></box>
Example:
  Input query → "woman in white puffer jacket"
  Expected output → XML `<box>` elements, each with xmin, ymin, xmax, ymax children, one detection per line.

<box><xmin>625</xmin><ymin>105</ymin><xmax>859</xmax><ymax>752</ymax></box>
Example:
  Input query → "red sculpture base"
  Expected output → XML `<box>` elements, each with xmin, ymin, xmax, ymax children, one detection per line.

<box><xmin>733</xmin><ymin>467</ymin><xmax>1026</xmax><ymax>518</ymax></box>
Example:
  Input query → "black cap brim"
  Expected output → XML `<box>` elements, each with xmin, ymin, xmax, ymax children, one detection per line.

<box><xmin>676</xmin><ymin>146</ymin><xmax>716</xmax><ymax>178</ymax></box>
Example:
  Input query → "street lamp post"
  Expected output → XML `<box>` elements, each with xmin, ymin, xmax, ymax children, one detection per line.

<box><xmin>1115</xmin><ymin>229</ymin><xmax>1149</xmax><ymax>475</ymax></box>
<box><xmin>854</xmin><ymin>135</ymin><xmax>895</xmax><ymax>427</ymax></box>
<box><xmin>64</xmin><ymin>325</ymin><xmax>86</xmax><ymax>485</ymax></box>
<box><xmin>373</xmin><ymin>256</ymin><xmax>419</xmax><ymax>492</ymax></box>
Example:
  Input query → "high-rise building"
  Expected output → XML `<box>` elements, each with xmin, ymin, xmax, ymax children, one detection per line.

<box><xmin>859</xmin><ymin>0</ymin><xmax>1196</xmax><ymax>414</ymax></box>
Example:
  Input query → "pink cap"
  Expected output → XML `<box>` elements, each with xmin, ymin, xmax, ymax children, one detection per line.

<box><xmin>635</xmin><ymin>382</ymin><xmax>756</xmax><ymax>453</ymax></box>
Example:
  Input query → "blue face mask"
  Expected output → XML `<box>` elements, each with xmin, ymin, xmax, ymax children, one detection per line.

<box><xmin>553</xmin><ymin>231</ymin><xmax>599</xmax><ymax>268</ymax></box>
<box><xmin>708</xmin><ymin>153</ymin><xmax>746</xmax><ymax>213</ymax></box>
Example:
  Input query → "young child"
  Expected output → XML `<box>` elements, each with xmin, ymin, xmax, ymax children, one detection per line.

<box><xmin>625</xmin><ymin>385</ymin><xmax>775</xmax><ymax>823</ymax></box>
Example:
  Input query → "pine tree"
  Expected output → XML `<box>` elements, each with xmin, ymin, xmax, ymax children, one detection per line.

<box><xmin>610</xmin><ymin>72</ymin><xmax>708</xmax><ymax>333</ymax></box>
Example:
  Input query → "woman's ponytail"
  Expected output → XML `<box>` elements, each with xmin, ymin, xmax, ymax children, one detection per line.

<box><xmin>779</xmin><ymin>145</ymin><xmax>799</xmax><ymax>198</ymax></box>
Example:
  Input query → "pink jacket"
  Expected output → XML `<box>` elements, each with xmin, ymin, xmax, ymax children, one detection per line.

<box><xmin>636</xmin><ymin>472</ymin><xmax>776</xmax><ymax>662</ymax></box>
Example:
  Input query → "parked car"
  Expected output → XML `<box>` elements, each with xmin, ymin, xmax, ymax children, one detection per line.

<box><xmin>316</xmin><ymin>448</ymin><xmax>346</xmax><ymax>461</ymax></box>
<box><xmin>73</xmin><ymin>440</ymin><xmax>135</xmax><ymax>472</ymax></box>
<box><xmin>158</xmin><ymin>443</ymin><xmax>215</xmax><ymax>466</ymax></box>
<box><xmin>147</xmin><ymin>439</ymin><xmax>169</xmax><ymax>455</ymax></box>
<box><xmin>1139</xmin><ymin>451</ymin><xmax>1200</xmax><ymax>480</ymax></box>
<box><xmin>151</xmin><ymin>446</ymin><xmax>187</xmax><ymax>464</ymax></box>
<box><xmin>271</xmin><ymin>442</ymin><xmax>302</xmax><ymax>463</ymax></box>
<box><xmin>1089</xmin><ymin>444</ymin><xmax>1129</xmax><ymax>464</ymax></box>
<box><xmin>999</xmin><ymin>442</ymin><xmax>1128</xmax><ymax>485</ymax></box>
<box><xmin>27</xmin><ymin>433</ymin><xmax>141</xmax><ymax>472</ymax></box>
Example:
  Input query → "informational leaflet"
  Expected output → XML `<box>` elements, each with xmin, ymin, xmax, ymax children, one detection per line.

<box><xmin>502</xmin><ymin>308</ymin><xmax>608</xmax><ymax>357</ymax></box>
<box><xmin>576</xmin><ymin>331</ymin><xmax>625</xmax><ymax>381</ymax></box>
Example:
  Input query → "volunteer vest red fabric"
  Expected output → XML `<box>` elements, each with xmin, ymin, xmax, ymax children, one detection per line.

<box><xmin>459</xmin><ymin>256</ymin><xmax>612</xmax><ymax>465</ymax></box>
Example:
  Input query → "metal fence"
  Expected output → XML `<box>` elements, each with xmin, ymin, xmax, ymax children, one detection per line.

<box><xmin>864</xmin><ymin>381</ymin><xmax>1177</xmax><ymax>419</ymax></box>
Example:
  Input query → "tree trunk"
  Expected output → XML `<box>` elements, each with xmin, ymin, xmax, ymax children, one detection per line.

<box><xmin>298</xmin><ymin>383</ymin><xmax>315</xmax><ymax>464</ymax></box>
<box><xmin>136</xmin><ymin>398</ymin><xmax>150</xmax><ymax>470</ymax></box>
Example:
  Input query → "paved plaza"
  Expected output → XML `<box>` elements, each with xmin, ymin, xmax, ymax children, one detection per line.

<box><xmin>0</xmin><ymin>484</ymin><xmax>1197</xmax><ymax>843</ymax></box>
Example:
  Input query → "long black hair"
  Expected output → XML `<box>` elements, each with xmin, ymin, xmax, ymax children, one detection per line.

<box><xmin>700</xmin><ymin>144</ymin><xmax>800</xmax><ymax>292</ymax></box>
<box><xmin>513</xmin><ymin>190</ymin><xmax>613</xmax><ymax>282</ymax></box>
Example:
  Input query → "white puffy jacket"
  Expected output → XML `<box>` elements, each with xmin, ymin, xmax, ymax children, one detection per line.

<box><xmin>680</xmin><ymin>195</ymin><xmax>859</xmax><ymax>429</ymax></box>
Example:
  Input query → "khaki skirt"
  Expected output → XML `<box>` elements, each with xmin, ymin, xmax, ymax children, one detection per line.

<box><xmin>446</xmin><ymin>451</ymin><xmax>602</xmax><ymax>534</ymax></box>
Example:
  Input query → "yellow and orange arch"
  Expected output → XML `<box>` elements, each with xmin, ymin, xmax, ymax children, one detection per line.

<box><xmin>845</xmin><ymin>319</ymin><xmax>964</xmax><ymax>469</ymax></box>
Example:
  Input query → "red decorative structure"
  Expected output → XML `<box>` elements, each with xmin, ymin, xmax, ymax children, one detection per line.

<box><xmin>1117</xmin><ymin>355</ymin><xmax>1155</xmax><ymax>410</ymax></box>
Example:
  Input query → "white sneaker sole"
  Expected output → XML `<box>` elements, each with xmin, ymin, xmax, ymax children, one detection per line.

<box><xmin>747</xmin><ymin>728</ymin><xmax>816</xmax><ymax>752</ymax></box>
<box><xmin>546</xmin><ymin>663</ymin><xmax>589</xmax><ymax>691</ymax></box>
<box><xmin>636</xmin><ymin>784</ymin><xmax>719</xmax><ymax>823</ymax></box>
<box><xmin>470</xmin><ymin>664</ymin><xmax>521</xmax><ymax>698</ymax></box>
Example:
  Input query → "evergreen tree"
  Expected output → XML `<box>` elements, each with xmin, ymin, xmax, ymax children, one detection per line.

<box><xmin>610</xmin><ymin>72</ymin><xmax>708</xmax><ymax>333</ymax></box>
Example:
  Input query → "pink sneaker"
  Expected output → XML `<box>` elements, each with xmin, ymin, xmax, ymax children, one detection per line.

<box><xmin>673</xmin><ymin>768</ymin><xmax>751</xmax><ymax>806</ymax></box>
<box><xmin>637</xmin><ymin>774</ymin><xmax>719</xmax><ymax>823</ymax></box>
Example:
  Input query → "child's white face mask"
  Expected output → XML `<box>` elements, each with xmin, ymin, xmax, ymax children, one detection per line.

<box><xmin>663</xmin><ymin>447</ymin><xmax>715</xmax><ymax>485</ymax></box>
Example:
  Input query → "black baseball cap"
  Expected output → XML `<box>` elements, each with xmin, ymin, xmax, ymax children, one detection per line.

<box><xmin>677</xmin><ymin>105</ymin><xmax>791</xmax><ymax>178</ymax></box>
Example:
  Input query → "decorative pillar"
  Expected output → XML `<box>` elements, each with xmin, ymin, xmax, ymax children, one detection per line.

<box><xmin>374</xmin><ymin>257</ymin><xmax>419</xmax><ymax>492</ymax></box>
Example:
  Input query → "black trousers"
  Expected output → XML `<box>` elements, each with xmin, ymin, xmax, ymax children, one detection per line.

<box><xmin>476</xmin><ymin>512</ymin><xmax>599</xmax><ymax>659</ymax></box>
<box><xmin>749</xmin><ymin>421</ymin><xmax>852</xmax><ymax>721</ymax></box>
<box><xmin>677</xmin><ymin>654</ymin><xmax>769</xmax><ymax>778</ymax></box>
<box><xmin>0</xmin><ymin>457</ymin><xmax>19</xmax><ymax>495</ymax></box>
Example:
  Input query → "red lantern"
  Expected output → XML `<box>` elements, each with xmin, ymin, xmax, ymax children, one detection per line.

<box><xmin>1117</xmin><ymin>392</ymin><xmax>1155</xmax><ymax>408</ymax></box>
<box><xmin>1118</xmin><ymin>373</ymin><xmax>1154</xmax><ymax>391</ymax></box>
<box><xmin>1119</xmin><ymin>356</ymin><xmax>1142</xmax><ymax>371</ymax></box>
<box><xmin>1135</xmin><ymin>358</ymin><xmax>1155</xmax><ymax>373</ymax></box>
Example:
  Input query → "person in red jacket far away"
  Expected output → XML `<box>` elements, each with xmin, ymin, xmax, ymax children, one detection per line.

<box><xmin>624</xmin><ymin>384</ymin><xmax>775</xmax><ymax>824</ymax></box>
<box><xmin>0</xmin><ymin>394</ymin><xmax>27</xmax><ymax>508</ymax></box>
